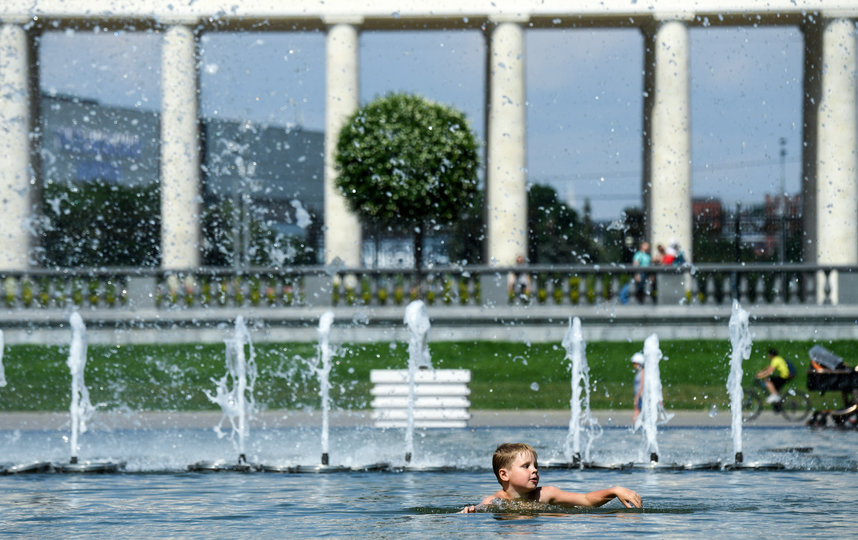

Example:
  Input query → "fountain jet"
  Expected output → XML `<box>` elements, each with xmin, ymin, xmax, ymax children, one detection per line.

<box><xmin>635</xmin><ymin>333</ymin><xmax>671</xmax><ymax>463</ymax></box>
<box><xmin>67</xmin><ymin>312</ymin><xmax>95</xmax><ymax>464</ymax></box>
<box><xmin>404</xmin><ymin>300</ymin><xmax>432</xmax><ymax>464</ymax></box>
<box><xmin>728</xmin><ymin>300</ymin><xmax>752</xmax><ymax>464</ymax></box>
<box><xmin>562</xmin><ymin>317</ymin><xmax>601</xmax><ymax>467</ymax></box>
<box><xmin>317</xmin><ymin>311</ymin><xmax>335</xmax><ymax>465</ymax></box>
<box><xmin>205</xmin><ymin>315</ymin><xmax>257</xmax><ymax>467</ymax></box>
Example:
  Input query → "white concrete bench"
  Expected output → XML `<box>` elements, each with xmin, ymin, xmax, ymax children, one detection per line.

<box><xmin>370</xmin><ymin>369</ymin><xmax>471</xmax><ymax>428</ymax></box>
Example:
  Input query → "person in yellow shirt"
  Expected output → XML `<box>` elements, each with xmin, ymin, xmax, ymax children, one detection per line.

<box><xmin>756</xmin><ymin>348</ymin><xmax>793</xmax><ymax>404</ymax></box>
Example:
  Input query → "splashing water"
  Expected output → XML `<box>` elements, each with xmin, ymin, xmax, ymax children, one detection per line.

<box><xmin>0</xmin><ymin>329</ymin><xmax>6</xmax><ymax>387</ymax></box>
<box><xmin>317</xmin><ymin>311</ymin><xmax>335</xmax><ymax>463</ymax></box>
<box><xmin>635</xmin><ymin>333</ymin><xmax>672</xmax><ymax>461</ymax></box>
<box><xmin>291</xmin><ymin>199</ymin><xmax>313</xmax><ymax>229</ymax></box>
<box><xmin>405</xmin><ymin>300</ymin><xmax>432</xmax><ymax>370</ymax></box>
<box><xmin>404</xmin><ymin>300</ymin><xmax>432</xmax><ymax>462</ymax></box>
<box><xmin>205</xmin><ymin>316</ymin><xmax>257</xmax><ymax>462</ymax></box>
<box><xmin>561</xmin><ymin>317</ymin><xmax>601</xmax><ymax>464</ymax></box>
<box><xmin>67</xmin><ymin>312</ymin><xmax>95</xmax><ymax>462</ymax></box>
<box><xmin>728</xmin><ymin>300</ymin><xmax>753</xmax><ymax>461</ymax></box>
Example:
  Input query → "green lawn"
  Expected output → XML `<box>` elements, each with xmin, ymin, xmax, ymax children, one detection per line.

<box><xmin>0</xmin><ymin>339</ymin><xmax>853</xmax><ymax>412</ymax></box>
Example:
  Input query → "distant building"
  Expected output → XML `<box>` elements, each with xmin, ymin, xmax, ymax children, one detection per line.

<box><xmin>41</xmin><ymin>94</ymin><xmax>160</xmax><ymax>187</ymax></box>
<box><xmin>692</xmin><ymin>198</ymin><xmax>723</xmax><ymax>236</ymax></box>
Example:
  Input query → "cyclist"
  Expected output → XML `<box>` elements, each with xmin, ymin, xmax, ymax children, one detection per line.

<box><xmin>755</xmin><ymin>348</ymin><xmax>795</xmax><ymax>404</ymax></box>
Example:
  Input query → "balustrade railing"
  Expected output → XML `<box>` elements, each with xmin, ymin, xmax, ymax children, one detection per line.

<box><xmin>1</xmin><ymin>264</ymin><xmax>856</xmax><ymax>310</ymax></box>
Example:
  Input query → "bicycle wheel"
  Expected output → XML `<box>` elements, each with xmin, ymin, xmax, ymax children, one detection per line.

<box><xmin>742</xmin><ymin>387</ymin><xmax>763</xmax><ymax>421</ymax></box>
<box><xmin>781</xmin><ymin>392</ymin><xmax>812</xmax><ymax>422</ymax></box>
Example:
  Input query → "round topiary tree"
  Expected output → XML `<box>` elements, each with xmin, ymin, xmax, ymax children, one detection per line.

<box><xmin>335</xmin><ymin>92</ymin><xmax>480</xmax><ymax>269</ymax></box>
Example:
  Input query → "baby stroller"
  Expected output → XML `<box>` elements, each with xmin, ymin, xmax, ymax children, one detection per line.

<box><xmin>806</xmin><ymin>345</ymin><xmax>858</xmax><ymax>428</ymax></box>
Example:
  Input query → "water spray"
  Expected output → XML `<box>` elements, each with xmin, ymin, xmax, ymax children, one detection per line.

<box><xmin>637</xmin><ymin>333</ymin><xmax>666</xmax><ymax>463</ymax></box>
<box><xmin>404</xmin><ymin>300</ymin><xmax>431</xmax><ymax>464</ymax></box>
<box><xmin>67</xmin><ymin>312</ymin><xmax>95</xmax><ymax>465</ymax></box>
<box><xmin>562</xmin><ymin>317</ymin><xmax>601</xmax><ymax>467</ymax></box>
<box><xmin>728</xmin><ymin>300</ymin><xmax>752</xmax><ymax>465</ymax></box>
<box><xmin>317</xmin><ymin>311</ymin><xmax>335</xmax><ymax>466</ymax></box>
<box><xmin>205</xmin><ymin>316</ymin><xmax>257</xmax><ymax>466</ymax></box>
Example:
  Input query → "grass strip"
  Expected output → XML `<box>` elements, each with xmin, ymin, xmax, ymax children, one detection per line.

<box><xmin>0</xmin><ymin>339</ymin><xmax>853</xmax><ymax>412</ymax></box>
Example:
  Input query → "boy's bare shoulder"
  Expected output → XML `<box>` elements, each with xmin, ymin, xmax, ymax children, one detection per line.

<box><xmin>536</xmin><ymin>485</ymin><xmax>562</xmax><ymax>502</ymax></box>
<box><xmin>481</xmin><ymin>490</ymin><xmax>508</xmax><ymax>505</ymax></box>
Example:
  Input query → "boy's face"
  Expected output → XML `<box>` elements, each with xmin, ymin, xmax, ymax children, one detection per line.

<box><xmin>500</xmin><ymin>451</ymin><xmax>539</xmax><ymax>494</ymax></box>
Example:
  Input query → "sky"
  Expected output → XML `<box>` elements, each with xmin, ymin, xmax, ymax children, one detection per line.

<box><xmin>37</xmin><ymin>24</ymin><xmax>810</xmax><ymax>221</ymax></box>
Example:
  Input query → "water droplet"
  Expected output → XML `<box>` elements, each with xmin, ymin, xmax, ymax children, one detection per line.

<box><xmin>530</xmin><ymin>382</ymin><xmax>539</xmax><ymax>391</ymax></box>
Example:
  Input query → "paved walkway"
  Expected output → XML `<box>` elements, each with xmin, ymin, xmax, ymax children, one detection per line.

<box><xmin>0</xmin><ymin>409</ymin><xmax>800</xmax><ymax>430</ymax></box>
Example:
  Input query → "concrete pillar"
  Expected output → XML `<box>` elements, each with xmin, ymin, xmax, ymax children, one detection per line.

<box><xmin>816</xmin><ymin>19</ymin><xmax>857</xmax><ymax>303</ymax></box>
<box><xmin>642</xmin><ymin>19</ymin><xmax>692</xmax><ymax>262</ymax></box>
<box><xmin>803</xmin><ymin>19</ymin><xmax>858</xmax><ymax>304</ymax></box>
<box><xmin>0</xmin><ymin>24</ymin><xmax>33</xmax><ymax>270</ymax></box>
<box><xmin>486</xmin><ymin>20</ymin><xmax>527</xmax><ymax>266</ymax></box>
<box><xmin>160</xmin><ymin>24</ymin><xmax>201</xmax><ymax>270</ymax></box>
<box><xmin>815</xmin><ymin>19</ymin><xmax>858</xmax><ymax>265</ymax></box>
<box><xmin>324</xmin><ymin>21</ymin><xmax>362</xmax><ymax>266</ymax></box>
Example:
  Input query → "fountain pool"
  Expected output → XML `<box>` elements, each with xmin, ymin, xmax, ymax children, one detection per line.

<box><xmin>3</xmin><ymin>310</ymin><xmax>857</xmax><ymax>536</ymax></box>
<box><xmin>2</xmin><ymin>422</ymin><xmax>858</xmax><ymax>537</ymax></box>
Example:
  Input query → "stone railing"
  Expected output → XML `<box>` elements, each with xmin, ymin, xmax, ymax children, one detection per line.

<box><xmin>1</xmin><ymin>264</ymin><xmax>857</xmax><ymax>311</ymax></box>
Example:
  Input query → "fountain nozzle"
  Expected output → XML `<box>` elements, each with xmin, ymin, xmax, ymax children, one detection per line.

<box><xmin>238</xmin><ymin>454</ymin><xmax>246</xmax><ymax>465</ymax></box>
<box><xmin>322</xmin><ymin>453</ymin><xmax>329</xmax><ymax>465</ymax></box>
<box><xmin>70</xmin><ymin>456</ymin><xmax>78</xmax><ymax>464</ymax></box>
<box><xmin>405</xmin><ymin>452</ymin><xmax>412</xmax><ymax>464</ymax></box>
<box><xmin>572</xmin><ymin>452</ymin><xmax>581</xmax><ymax>468</ymax></box>
<box><xmin>650</xmin><ymin>452</ymin><xmax>659</xmax><ymax>463</ymax></box>
<box><xmin>735</xmin><ymin>451</ymin><xmax>743</xmax><ymax>464</ymax></box>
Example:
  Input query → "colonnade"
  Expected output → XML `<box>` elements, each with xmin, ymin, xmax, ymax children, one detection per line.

<box><xmin>0</xmin><ymin>9</ymin><xmax>856</xmax><ymax>274</ymax></box>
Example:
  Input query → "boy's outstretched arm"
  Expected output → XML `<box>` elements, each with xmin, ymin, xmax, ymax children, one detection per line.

<box><xmin>541</xmin><ymin>486</ymin><xmax>642</xmax><ymax>508</ymax></box>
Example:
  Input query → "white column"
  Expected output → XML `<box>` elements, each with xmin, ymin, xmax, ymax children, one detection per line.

<box><xmin>160</xmin><ymin>24</ymin><xmax>201</xmax><ymax>269</ymax></box>
<box><xmin>815</xmin><ymin>18</ymin><xmax>857</xmax><ymax>303</ymax></box>
<box><xmin>643</xmin><ymin>20</ymin><xmax>692</xmax><ymax>261</ymax></box>
<box><xmin>816</xmin><ymin>18</ymin><xmax>857</xmax><ymax>265</ymax></box>
<box><xmin>324</xmin><ymin>21</ymin><xmax>362</xmax><ymax>266</ymax></box>
<box><xmin>0</xmin><ymin>24</ymin><xmax>33</xmax><ymax>270</ymax></box>
<box><xmin>486</xmin><ymin>20</ymin><xmax>527</xmax><ymax>266</ymax></box>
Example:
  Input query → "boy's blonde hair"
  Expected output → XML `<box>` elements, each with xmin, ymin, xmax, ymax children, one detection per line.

<box><xmin>492</xmin><ymin>442</ymin><xmax>537</xmax><ymax>484</ymax></box>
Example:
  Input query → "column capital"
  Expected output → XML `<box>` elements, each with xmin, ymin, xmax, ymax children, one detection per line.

<box><xmin>653</xmin><ymin>12</ymin><xmax>695</xmax><ymax>23</ymax></box>
<box><xmin>800</xmin><ymin>14</ymin><xmax>851</xmax><ymax>34</ymax></box>
<box><xmin>641</xmin><ymin>13</ymin><xmax>693</xmax><ymax>37</ymax></box>
<box><xmin>156</xmin><ymin>16</ymin><xmax>202</xmax><ymax>28</ymax></box>
<box><xmin>323</xmin><ymin>15</ymin><xmax>364</xmax><ymax>27</ymax></box>
<box><xmin>1</xmin><ymin>15</ymin><xmax>32</xmax><ymax>25</ymax></box>
<box><xmin>488</xmin><ymin>14</ymin><xmax>529</xmax><ymax>25</ymax></box>
<box><xmin>820</xmin><ymin>10</ymin><xmax>858</xmax><ymax>20</ymax></box>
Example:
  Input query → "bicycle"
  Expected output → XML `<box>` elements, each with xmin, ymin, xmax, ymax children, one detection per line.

<box><xmin>742</xmin><ymin>379</ymin><xmax>812</xmax><ymax>422</ymax></box>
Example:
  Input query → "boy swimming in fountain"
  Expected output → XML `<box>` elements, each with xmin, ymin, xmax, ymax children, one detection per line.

<box><xmin>460</xmin><ymin>443</ymin><xmax>642</xmax><ymax>513</ymax></box>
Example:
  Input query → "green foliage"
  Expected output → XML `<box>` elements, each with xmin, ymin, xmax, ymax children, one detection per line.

<box><xmin>335</xmin><ymin>93</ymin><xmax>480</xmax><ymax>267</ymax></box>
<box><xmin>41</xmin><ymin>180</ymin><xmax>160</xmax><ymax>267</ymax></box>
<box><xmin>527</xmin><ymin>184</ymin><xmax>601</xmax><ymax>264</ymax></box>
